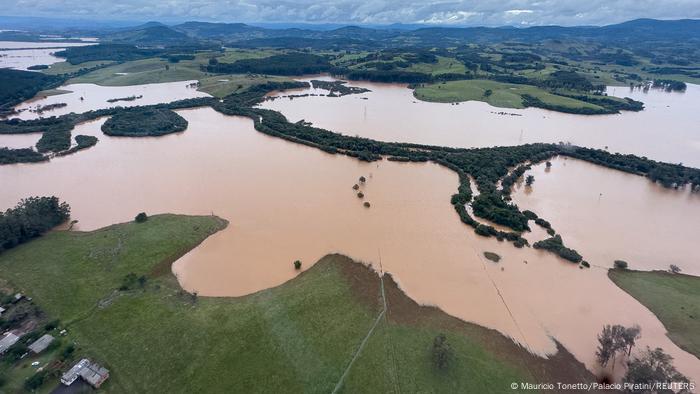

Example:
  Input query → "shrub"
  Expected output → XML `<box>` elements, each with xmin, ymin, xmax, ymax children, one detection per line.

<box><xmin>135</xmin><ymin>212</ymin><xmax>148</xmax><ymax>223</ymax></box>
<box><xmin>293</xmin><ymin>260</ymin><xmax>302</xmax><ymax>270</ymax></box>
<box><xmin>581</xmin><ymin>261</ymin><xmax>590</xmax><ymax>268</ymax></box>
<box><xmin>483</xmin><ymin>251</ymin><xmax>501</xmax><ymax>262</ymax></box>
<box><xmin>614</xmin><ymin>260</ymin><xmax>628</xmax><ymax>270</ymax></box>
<box><xmin>432</xmin><ymin>334</ymin><xmax>452</xmax><ymax>370</ymax></box>
<box><xmin>669</xmin><ymin>264</ymin><xmax>681</xmax><ymax>274</ymax></box>
<box><xmin>359</xmin><ymin>176</ymin><xmax>366</xmax><ymax>183</ymax></box>
<box><xmin>24</xmin><ymin>371</ymin><xmax>47</xmax><ymax>391</ymax></box>
<box><xmin>363</xmin><ymin>202</ymin><xmax>371</xmax><ymax>208</ymax></box>
<box><xmin>357</xmin><ymin>192</ymin><xmax>364</xmax><ymax>198</ymax></box>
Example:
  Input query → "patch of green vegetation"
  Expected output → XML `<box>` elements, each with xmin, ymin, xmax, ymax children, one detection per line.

<box><xmin>0</xmin><ymin>215</ymin><xmax>593</xmax><ymax>392</ymax></box>
<box><xmin>68</xmin><ymin>57</ymin><xmax>206</xmax><ymax>86</ymax></box>
<box><xmin>608</xmin><ymin>270</ymin><xmax>700</xmax><ymax>358</ymax></box>
<box><xmin>101</xmin><ymin>108</ymin><xmax>188</xmax><ymax>137</ymax></box>
<box><xmin>413</xmin><ymin>79</ymin><xmax>602</xmax><ymax>110</ymax></box>
<box><xmin>483</xmin><ymin>252</ymin><xmax>501</xmax><ymax>263</ymax></box>
<box><xmin>43</xmin><ymin>60</ymin><xmax>116</xmax><ymax>76</ymax></box>
<box><xmin>405</xmin><ymin>56</ymin><xmax>467</xmax><ymax>76</ymax></box>
<box><xmin>197</xmin><ymin>74</ymin><xmax>297</xmax><ymax>98</ymax></box>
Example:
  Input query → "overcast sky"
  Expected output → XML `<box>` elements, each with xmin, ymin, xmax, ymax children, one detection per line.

<box><xmin>3</xmin><ymin>0</ymin><xmax>700</xmax><ymax>26</ymax></box>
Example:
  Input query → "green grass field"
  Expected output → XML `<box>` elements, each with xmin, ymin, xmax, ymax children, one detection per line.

<box><xmin>413</xmin><ymin>79</ymin><xmax>604</xmax><ymax>110</ymax></box>
<box><xmin>608</xmin><ymin>269</ymin><xmax>700</xmax><ymax>359</ymax></box>
<box><xmin>47</xmin><ymin>50</ymin><xmax>296</xmax><ymax>98</ymax></box>
<box><xmin>405</xmin><ymin>56</ymin><xmax>468</xmax><ymax>76</ymax></box>
<box><xmin>0</xmin><ymin>215</ymin><xmax>595</xmax><ymax>393</ymax></box>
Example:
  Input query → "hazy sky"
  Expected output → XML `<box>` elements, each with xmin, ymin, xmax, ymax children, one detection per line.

<box><xmin>3</xmin><ymin>0</ymin><xmax>700</xmax><ymax>26</ymax></box>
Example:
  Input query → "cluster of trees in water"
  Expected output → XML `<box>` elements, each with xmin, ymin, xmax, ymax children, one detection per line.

<box><xmin>0</xmin><ymin>197</ymin><xmax>70</xmax><ymax>252</ymax></box>
<box><xmin>0</xmin><ymin>147</ymin><xmax>46</xmax><ymax>165</ymax></box>
<box><xmin>309</xmin><ymin>80</ymin><xmax>370</xmax><ymax>96</ymax></box>
<box><xmin>533</xmin><ymin>235</ymin><xmax>583</xmax><ymax>263</ymax></box>
<box><xmin>101</xmin><ymin>108</ymin><xmax>188</xmax><ymax>137</ymax></box>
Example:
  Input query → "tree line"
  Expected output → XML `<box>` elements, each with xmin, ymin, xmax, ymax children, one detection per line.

<box><xmin>0</xmin><ymin>197</ymin><xmax>70</xmax><ymax>252</ymax></box>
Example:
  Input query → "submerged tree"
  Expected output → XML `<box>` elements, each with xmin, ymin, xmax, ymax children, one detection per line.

<box><xmin>669</xmin><ymin>264</ymin><xmax>682</xmax><ymax>274</ymax></box>
<box><xmin>623</xmin><ymin>347</ymin><xmax>689</xmax><ymax>392</ymax></box>
<box><xmin>596</xmin><ymin>324</ymin><xmax>641</xmax><ymax>371</ymax></box>
<box><xmin>525</xmin><ymin>175</ymin><xmax>535</xmax><ymax>186</ymax></box>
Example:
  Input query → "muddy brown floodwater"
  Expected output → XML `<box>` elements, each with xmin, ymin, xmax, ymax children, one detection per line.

<box><xmin>512</xmin><ymin>156</ymin><xmax>700</xmax><ymax>275</ymax></box>
<box><xmin>0</xmin><ymin>41</ymin><xmax>93</xmax><ymax>71</ymax></box>
<box><xmin>260</xmin><ymin>77</ymin><xmax>700</xmax><ymax>168</ymax></box>
<box><xmin>10</xmin><ymin>81</ymin><xmax>210</xmax><ymax>121</ymax></box>
<box><xmin>1</xmin><ymin>107</ymin><xmax>698</xmax><ymax>382</ymax></box>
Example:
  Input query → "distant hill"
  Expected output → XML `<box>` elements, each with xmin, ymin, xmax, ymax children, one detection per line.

<box><xmin>104</xmin><ymin>24</ymin><xmax>195</xmax><ymax>46</ymax></box>
<box><xmin>89</xmin><ymin>18</ymin><xmax>700</xmax><ymax>50</ymax></box>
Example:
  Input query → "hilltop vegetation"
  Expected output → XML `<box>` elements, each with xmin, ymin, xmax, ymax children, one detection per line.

<box><xmin>0</xmin><ymin>216</ymin><xmax>596</xmax><ymax>392</ymax></box>
<box><xmin>0</xmin><ymin>69</ymin><xmax>62</xmax><ymax>117</ymax></box>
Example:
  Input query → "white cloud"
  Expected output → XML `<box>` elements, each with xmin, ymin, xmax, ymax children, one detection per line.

<box><xmin>2</xmin><ymin>0</ymin><xmax>700</xmax><ymax>26</ymax></box>
<box><xmin>505</xmin><ymin>9</ymin><xmax>534</xmax><ymax>16</ymax></box>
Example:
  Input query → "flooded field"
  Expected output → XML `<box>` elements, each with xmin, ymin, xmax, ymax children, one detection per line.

<box><xmin>1</xmin><ymin>107</ymin><xmax>698</xmax><ymax>381</ymax></box>
<box><xmin>512</xmin><ymin>156</ymin><xmax>700</xmax><ymax>276</ymax></box>
<box><xmin>9</xmin><ymin>81</ymin><xmax>210</xmax><ymax>120</ymax></box>
<box><xmin>0</xmin><ymin>41</ymin><xmax>92</xmax><ymax>70</ymax></box>
<box><xmin>260</xmin><ymin>78</ymin><xmax>700</xmax><ymax>168</ymax></box>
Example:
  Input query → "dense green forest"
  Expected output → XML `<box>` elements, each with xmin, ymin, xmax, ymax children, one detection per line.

<box><xmin>206</xmin><ymin>53</ymin><xmax>332</xmax><ymax>75</ymax></box>
<box><xmin>0</xmin><ymin>69</ymin><xmax>62</xmax><ymax>117</ymax></box>
<box><xmin>0</xmin><ymin>197</ymin><xmax>70</xmax><ymax>252</ymax></box>
<box><xmin>0</xmin><ymin>148</ymin><xmax>47</xmax><ymax>165</ymax></box>
<box><xmin>101</xmin><ymin>108</ymin><xmax>188</xmax><ymax>137</ymax></box>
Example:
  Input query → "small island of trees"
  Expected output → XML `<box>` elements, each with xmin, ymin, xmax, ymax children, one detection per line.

<box><xmin>101</xmin><ymin>108</ymin><xmax>188</xmax><ymax>137</ymax></box>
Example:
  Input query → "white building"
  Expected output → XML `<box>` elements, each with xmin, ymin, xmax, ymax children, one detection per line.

<box><xmin>0</xmin><ymin>332</ymin><xmax>20</xmax><ymax>354</ymax></box>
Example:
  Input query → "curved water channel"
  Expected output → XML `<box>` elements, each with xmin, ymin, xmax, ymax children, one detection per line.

<box><xmin>1</xmin><ymin>103</ymin><xmax>699</xmax><ymax>381</ymax></box>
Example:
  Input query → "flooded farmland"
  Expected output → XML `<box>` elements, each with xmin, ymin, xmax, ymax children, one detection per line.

<box><xmin>1</xmin><ymin>106</ymin><xmax>698</xmax><ymax>381</ymax></box>
<box><xmin>260</xmin><ymin>78</ymin><xmax>700</xmax><ymax>168</ymax></box>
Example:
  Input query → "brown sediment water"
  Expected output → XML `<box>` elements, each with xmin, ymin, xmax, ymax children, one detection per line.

<box><xmin>1</xmin><ymin>106</ymin><xmax>698</xmax><ymax>381</ymax></box>
<box><xmin>259</xmin><ymin>77</ymin><xmax>700</xmax><ymax>168</ymax></box>
<box><xmin>512</xmin><ymin>156</ymin><xmax>700</xmax><ymax>275</ymax></box>
<box><xmin>0</xmin><ymin>41</ymin><xmax>93</xmax><ymax>71</ymax></box>
<box><xmin>0</xmin><ymin>132</ymin><xmax>42</xmax><ymax>149</ymax></box>
<box><xmin>9</xmin><ymin>81</ymin><xmax>210</xmax><ymax>120</ymax></box>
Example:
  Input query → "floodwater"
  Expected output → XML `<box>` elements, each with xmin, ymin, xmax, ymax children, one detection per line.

<box><xmin>260</xmin><ymin>78</ymin><xmax>700</xmax><ymax>168</ymax></box>
<box><xmin>1</xmin><ymin>107</ymin><xmax>698</xmax><ymax>381</ymax></box>
<box><xmin>9</xmin><ymin>82</ymin><xmax>211</xmax><ymax>120</ymax></box>
<box><xmin>0</xmin><ymin>41</ymin><xmax>92</xmax><ymax>71</ymax></box>
<box><xmin>512</xmin><ymin>156</ymin><xmax>700</xmax><ymax>275</ymax></box>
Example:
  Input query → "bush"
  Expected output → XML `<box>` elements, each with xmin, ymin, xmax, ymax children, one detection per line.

<box><xmin>363</xmin><ymin>202</ymin><xmax>371</xmax><ymax>208</ymax></box>
<box><xmin>432</xmin><ymin>334</ymin><xmax>452</xmax><ymax>370</ymax></box>
<box><xmin>24</xmin><ymin>371</ymin><xmax>47</xmax><ymax>391</ymax></box>
<box><xmin>293</xmin><ymin>260</ymin><xmax>302</xmax><ymax>270</ymax></box>
<box><xmin>135</xmin><ymin>212</ymin><xmax>148</xmax><ymax>223</ymax></box>
<box><xmin>614</xmin><ymin>260</ymin><xmax>628</xmax><ymax>269</ymax></box>
<box><xmin>483</xmin><ymin>251</ymin><xmax>501</xmax><ymax>262</ymax></box>
<box><xmin>357</xmin><ymin>192</ymin><xmax>364</xmax><ymax>198</ymax></box>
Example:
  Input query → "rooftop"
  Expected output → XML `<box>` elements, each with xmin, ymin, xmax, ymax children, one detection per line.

<box><xmin>0</xmin><ymin>332</ymin><xmax>20</xmax><ymax>354</ymax></box>
<box><xmin>28</xmin><ymin>334</ymin><xmax>55</xmax><ymax>354</ymax></box>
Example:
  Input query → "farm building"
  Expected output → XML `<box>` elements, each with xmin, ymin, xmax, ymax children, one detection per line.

<box><xmin>0</xmin><ymin>332</ymin><xmax>19</xmax><ymax>354</ymax></box>
<box><xmin>61</xmin><ymin>358</ymin><xmax>110</xmax><ymax>388</ymax></box>
<box><xmin>28</xmin><ymin>334</ymin><xmax>55</xmax><ymax>354</ymax></box>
